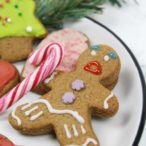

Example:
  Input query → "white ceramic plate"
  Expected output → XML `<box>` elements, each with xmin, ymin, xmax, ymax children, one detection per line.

<box><xmin>0</xmin><ymin>17</ymin><xmax>145</xmax><ymax>146</ymax></box>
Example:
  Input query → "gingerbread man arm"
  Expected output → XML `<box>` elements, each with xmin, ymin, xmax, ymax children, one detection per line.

<box><xmin>87</xmin><ymin>83</ymin><xmax>119</xmax><ymax>117</ymax></box>
<box><xmin>9</xmin><ymin>100</ymin><xmax>54</xmax><ymax>135</ymax></box>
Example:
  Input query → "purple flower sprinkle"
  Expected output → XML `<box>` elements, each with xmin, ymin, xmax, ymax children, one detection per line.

<box><xmin>71</xmin><ymin>79</ymin><xmax>85</xmax><ymax>91</ymax></box>
<box><xmin>62</xmin><ymin>92</ymin><xmax>76</xmax><ymax>104</ymax></box>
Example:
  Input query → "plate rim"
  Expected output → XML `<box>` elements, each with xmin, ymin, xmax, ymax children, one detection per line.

<box><xmin>86</xmin><ymin>16</ymin><xmax>146</xmax><ymax>146</ymax></box>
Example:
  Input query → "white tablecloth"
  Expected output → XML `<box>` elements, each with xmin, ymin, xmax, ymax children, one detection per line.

<box><xmin>91</xmin><ymin>0</ymin><xmax>146</xmax><ymax>145</ymax></box>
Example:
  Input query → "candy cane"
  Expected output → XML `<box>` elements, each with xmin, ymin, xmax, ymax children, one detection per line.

<box><xmin>0</xmin><ymin>42</ymin><xmax>63</xmax><ymax>113</ymax></box>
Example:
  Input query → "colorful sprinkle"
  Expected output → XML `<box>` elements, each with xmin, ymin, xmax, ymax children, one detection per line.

<box><xmin>0</xmin><ymin>3</ymin><xmax>3</xmax><ymax>7</ymax></box>
<box><xmin>91</xmin><ymin>50</ymin><xmax>96</xmax><ymax>56</ymax></box>
<box><xmin>104</xmin><ymin>55</ymin><xmax>110</xmax><ymax>61</ymax></box>
<box><xmin>14</xmin><ymin>4</ymin><xmax>18</xmax><ymax>8</ymax></box>
<box><xmin>108</xmin><ymin>52</ymin><xmax>117</xmax><ymax>59</ymax></box>
<box><xmin>6</xmin><ymin>18</ymin><xmax>12</xmax><ymax>23</ymax></box>
<box><xmin>26</xmin><ymin>26</ymin><xmax>32</xmax><ymax>33</ymax></box>
<box><xmin>5</xmin><ymin>0</ymin><xmax>10</xmax><ymax>2</ymax></box>
<box><xmin>18</xmin><ymin>12</ymin><xmax>22</xmax><ymax>16</ymax></box>
<box><xmin>90</xmin><ymin>45</ymin><xmax>100</xmax><ymax>51</ymax></box>
<box><xmin>62</xmin><ymin>92</ymin><xmax>76</xmax><ymax>104</ymax></box>
<box><xmin>71</xmin><ymin>80</ymin><xmax>85</xmax><ymax>91</ymax></box>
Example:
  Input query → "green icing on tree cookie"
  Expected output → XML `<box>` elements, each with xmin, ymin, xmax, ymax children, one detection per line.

<box><xmin>0</xmin><ymin>0</ymin><xmax>47</xmax><ymax>38</ymax></box>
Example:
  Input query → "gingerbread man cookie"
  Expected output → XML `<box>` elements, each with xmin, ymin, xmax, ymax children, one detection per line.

<box><xmin>9</xmin><ymin>45</ymin><xmax>120</xmax><ymax>146</ymax></box>
<box><xmin>0</xmin><ymin>60</ymin><xmax>19</xmax><ymax>98</ymax></box>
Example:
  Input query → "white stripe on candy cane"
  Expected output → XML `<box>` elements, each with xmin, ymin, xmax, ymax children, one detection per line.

<box><xmin>0</xmin><ymin>42</ymin><xmax>64</xmax><ymax>113</ymax></box>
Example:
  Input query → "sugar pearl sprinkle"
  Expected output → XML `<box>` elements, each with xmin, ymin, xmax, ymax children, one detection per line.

<box><xmin>26</xmin><ymin>26</ymin><xmax>32</xmax><ymax>33</ymax></box>
<box><xmin>104</xmin><ymin>55</ymin><xmax>110</xmax><ymax>61</ymax></box>
<box><xmin>6</xmin><ymin>18</ymin><xmax>11</xmax><ymax>23</ymax></box>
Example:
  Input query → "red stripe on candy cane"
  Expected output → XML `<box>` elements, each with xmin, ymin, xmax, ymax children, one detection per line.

<box><xmin>0</xmin><ymin>42</ymin><xmax>63</xmax><ymax>113</ymax></box>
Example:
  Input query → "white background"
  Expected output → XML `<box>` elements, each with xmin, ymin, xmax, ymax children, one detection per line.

<box><xmin>91</xmin><ymin>0</ymin><xmax>146</xmax><ymax>145</ymax></box>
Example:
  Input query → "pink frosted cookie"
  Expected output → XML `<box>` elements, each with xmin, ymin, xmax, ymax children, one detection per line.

<box><xmin>22</xmin><ymin>28</ymin><xmax>89</xmax><ymax>94</ymax></box>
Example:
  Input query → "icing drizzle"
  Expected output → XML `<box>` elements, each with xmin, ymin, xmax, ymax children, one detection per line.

<box><xmin>104</xmin><ymin>92</ymin><xmax>114</xmax><ymax>109</ymax></box>
<box><xmin>12</xmin><ymin>99</ymin><xmax>85</xmax><ymax>125</ymax></box>
<box><xmin>64</xmin><ymin>124</ymin><xmax>72</xmax><ymax>139</ymax></box>
<box><xmin>67</xmin><ymin>137</ymin><xmax>98</xmax><ymax>146</ymax></box>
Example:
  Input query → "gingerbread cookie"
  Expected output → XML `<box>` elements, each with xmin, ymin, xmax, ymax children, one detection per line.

<box><xmin>9</xmin><ymin>45</ymin><xmax>120</xmax><ymax>146</ymax></box>
<box><xmin>0</xmin><ymin>134</ymin><xmax>14</xmax><ymax>146</ymax></box>
<box><xmin>22</xmin><ymin>28</ymin><xmax>89</xmax><ymax>94</ymax></box>
<box><xmin>0</xmin><ymin>0</ymin><xmax>47</xmax><ymax>62</ymax></box>
<box><xmin>0</xmin><ymin>60</ymin><xmax>19</xmax><ymax>98</ymax></box>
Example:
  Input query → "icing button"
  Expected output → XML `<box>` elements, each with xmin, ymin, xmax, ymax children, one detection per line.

<box><xmin>71</xmin><ymin>80</ymin><xmax>85</xmax><ymax>91</ymax></box>
<box><xmin>104</xmin><ymin>55</ymin><xmax>110</xmax><ymax>61</ymax></box>
<box><xmin>62</xmin><ymin>92</ymin><xmax>76</xmax><ymax>104</ymax></box>
<box><xmin>26</xmin><ymin>26</ymin><xmax>32</xmax><ymax>33</ymax></box>
<box><xmin>91</xmin><ymin>50</ymin><xmax>96</xmax><ymax>56</ymax></box>
<box><xmin>108</xmin><ymin>52</ymin><xmax>117</xmax><ymax>59</ymax></box>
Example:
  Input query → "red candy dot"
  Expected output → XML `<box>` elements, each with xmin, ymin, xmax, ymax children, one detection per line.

<box><xmin>5</xmin><ymin>0</ymin><xmax>10</xmax><ymax>3</ymax></box>
<box><xmin>0</xmin><ymin>3</ymin><xmax>3</xmax><ymax>7</ymax></box>
<box><xmin>5</xmin><ymin>17</ymin><xmax>8</xmax><ymax>21</ymax></box>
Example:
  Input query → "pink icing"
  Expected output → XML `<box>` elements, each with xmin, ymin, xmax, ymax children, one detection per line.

<box><xmin>22</xmin><ymin>28</ymin><xmax>88</xmax><ymax>78</ymax></box>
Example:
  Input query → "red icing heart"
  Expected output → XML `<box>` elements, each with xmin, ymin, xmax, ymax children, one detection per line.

<box><xmin>84</xmin><ymin>61</ymin><xmax>102</xmax><ymax>75</ymax></box>
<box><xmin>0</xmin><ymin>135</ymin><xmax>14</xmax><ymax>146</ymax></box>
<box><xmin>0</xmin><ymin>61</ymin><xmax>16</xmax><ymax>92</ymax></box>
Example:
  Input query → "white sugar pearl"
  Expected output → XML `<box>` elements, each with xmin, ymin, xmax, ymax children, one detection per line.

<box><xmin>7</xmin><ymin>18</ymin><xmax>12</xmax><ymax>23</ymax></box>
<box><xmin>104</xmin><ymin>55</ymin><xmax>110</xmax><ymax>61</ymax></box>
<box><xmin>91</xmin><ymin>50</ymin><xmax>96</xmax><ymax>56</ymax></box>
<box><xmin>26</xmin><ymin>26</ymin><xmax>32</xmax><ymax>33</ymax></box>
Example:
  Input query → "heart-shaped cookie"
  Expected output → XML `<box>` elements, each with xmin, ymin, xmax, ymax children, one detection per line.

<box><xmin>0</xmin><ymin>60</ymin><xmax>19</xmax><ymax>97</ymax></box>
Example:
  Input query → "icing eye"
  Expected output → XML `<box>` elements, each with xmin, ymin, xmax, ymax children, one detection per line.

<box><xmin>90</xmin><ymin>45</ymin><xmax>100</xmax><ymax>51</ymax></box>
<box><xmin>104</xmin><ymin>55</ymin><xmax>110</xmax><ymax>61</ymax></box>
<box><xmin>108</xmin><ymin>52</ymin><xmax>117</xmax><ymax>59</ymax></box>
<box><xmin>91</xmin><ymin>50</ymin><xmax>96</xmax><ymax>56</ymax></box>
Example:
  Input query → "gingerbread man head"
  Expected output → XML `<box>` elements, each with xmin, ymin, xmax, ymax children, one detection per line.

<box><xmin>9</xmin><ymin>45</ymin><xmax>120</xmax><ymax>146</ymax></box>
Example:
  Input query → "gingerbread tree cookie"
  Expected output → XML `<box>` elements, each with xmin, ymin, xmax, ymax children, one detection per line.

<box><xmin>0</xmin><ymin>0</ymin><xmax>47</xmax><ymax>62</ymax></box>
<box><xmin>9</xmin><ymin>45</ymin><xmax>120</xmax><ymax>146</ymax></box>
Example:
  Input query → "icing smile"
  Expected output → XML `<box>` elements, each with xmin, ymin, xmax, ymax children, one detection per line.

<box><xmin>84</xmin><ymin>61</ymin><xmax>102</xmax><ymax>75</ymax></box>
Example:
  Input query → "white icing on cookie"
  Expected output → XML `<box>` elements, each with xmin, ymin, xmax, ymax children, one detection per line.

<box><xmin>30</xmin><ymin>111</ymin><xmax>43</xmax><ymax>121</ymax></box>
<box><xmin>81</xmin><ymin>125</ymin><xmax>86</xmax><ymax>134</ymax></box>
<box><xmin>44</xmin><ymin>72</ymin><xmax>58</xmax><ymax>84</ymax></box>
<box><xmin>104</xmin><ymin>55</ymin><xmax>110</xmax><ymax>61</ymax></box>
<box><xmin>82</xmin><ymin>138</ymin><xmax>98</xmax><ymax>146</ymax></box>
<box><xmin>34</xmin><ymin>99</ymin><xmax>84</xmax><ymax>123</ymax></box>
<box><xmin>104</xmin><ymin>92</ymin><xmax>114</xmax><ymax>109</ymax></box>
<box><xmin>72</xmin><ymin>124</ymin><xmax>78</xmax><ymax>137</ymax></box>
<box><xmin>64</xmin><ymin>124</ymin><xmax>72</xmax><ymax>139</ymax></box>
<box><xmin>13</xmin><ymin>99</ymin><xmax>85</xmax><ymax>126</ymax></box>
<box><xmin>67</xmin><ymin>138</ymin><xmax>98</xmax><ymax>146</ymax></box>
<box><xmin>11</xmin><ymin>107</ymin><xmax>22</xmax><ymax>126</ymax></box>
<box><xmin>21</xmin><ymin>103</ymin><xmax>30</xmax><ymax>110</ymax></box>
<box><xmin>91</xmin><ymin>50</ymin><xmax>96</xmax><ymax>56</ymax></box>
<box><xmin>25</xmin><ymin>106</ymin><xmax>39</xmax><ymax>116</ymax></box>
